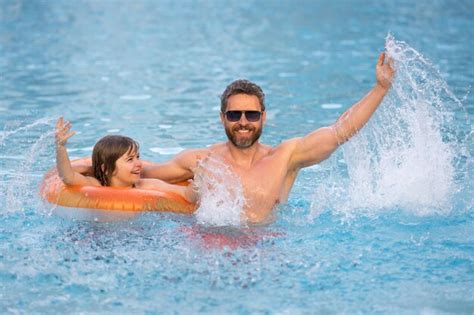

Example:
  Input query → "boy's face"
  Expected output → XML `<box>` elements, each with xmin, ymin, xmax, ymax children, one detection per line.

<box><xmin>112</xmin><ymin>148</ymin><xmax>142</xmax><ymax>187</ymax></box>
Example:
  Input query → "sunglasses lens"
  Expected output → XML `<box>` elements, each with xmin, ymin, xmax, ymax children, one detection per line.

<box><xmin>245</xmin><ymin>111</ymin><xmax>261</xmax><ymax>122</ymax></box>
<box><xmin>225</xmin><ymin>111</ymin><xmax>242</xmax><ymax>122</ymax></box>
<box><xmin>225</xmin><ymin>111</ymin><xmax>262</xmax><ymax>122</ymax></box>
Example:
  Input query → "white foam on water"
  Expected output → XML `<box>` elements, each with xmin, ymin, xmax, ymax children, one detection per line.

<box><xmin>149</xmin><ymin>147</ymin><xmax>184</xmax><ymax>155</ymax></box>
<box><xmin>310</xmin><ymin>34</ymin><xmax>472</xmax><ymax>220</ymax></box>
<box><xmin>119</xmin><ymin>94</ymin><xmax>152</xmax><ymax>101</ymax></box>
<box><xmin>321</xmin><ymin>103</ymin><xmax>343</xmax><ymax>109</ymax></box>
<box><xmin>193</xmin><ymin>156</ymin><xmax>246</xmax><ymax>227</ymax></box>
<box><xmin>278</xmin><ymin>72</ymin><xmax>296</xmax><ymax>78</ymax></box>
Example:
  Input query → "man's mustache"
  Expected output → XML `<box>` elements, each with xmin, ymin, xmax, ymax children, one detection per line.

<box><xmin>232</xmin><ymin>125</ymin><xmax>255</xmax><ymax>132</ymax></box>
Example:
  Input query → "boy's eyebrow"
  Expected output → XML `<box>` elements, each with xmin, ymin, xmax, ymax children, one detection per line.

<box><xmin>126</xmin><ymin>150</ymin><xmax>139</xmax><ymax>158</ymax></box>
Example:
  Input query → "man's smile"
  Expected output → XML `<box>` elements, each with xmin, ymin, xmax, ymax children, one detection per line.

<box><xmin>233</xmin><ymin>125</ymin><xmax>254</xmax><ymax>133</ymax></box>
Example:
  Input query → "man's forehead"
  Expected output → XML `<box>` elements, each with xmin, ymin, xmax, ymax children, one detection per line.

<box><xmin>227</xmin><ymin>93</ymin><xmax>261</xmax><ymax>110</ymax></box>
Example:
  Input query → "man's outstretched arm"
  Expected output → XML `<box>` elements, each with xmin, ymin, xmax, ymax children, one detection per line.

<box><xmin>71</xmin><ymin>149</ymin><xmax>205</xmax><ymax>184</ymax></box>
<box><xmin>289</xmin><ymin>52</ymin><xmax>395</xmax><ymax>169</ymax></box>
<box><xmin>141</xmin><ymin>149</ymin><xmax>208</xmax><ymax>183</ymax></box>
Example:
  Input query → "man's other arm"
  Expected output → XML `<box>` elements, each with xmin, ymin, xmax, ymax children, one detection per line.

<box><xmin>288</xmin><ymin>52</ymin><xmax>394</xmax><ymax>169</ymax></box>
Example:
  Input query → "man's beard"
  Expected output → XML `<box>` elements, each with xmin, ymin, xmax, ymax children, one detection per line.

<box><xmin>225</xmin><ymin>124</ymin><xmax>262</xmax><ymax>148</ymax></box>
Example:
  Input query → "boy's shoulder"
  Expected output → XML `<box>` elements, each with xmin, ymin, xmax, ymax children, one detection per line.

<box><xmin>83</xmin><ymin>175</ymin><xmax>102</xmax><ymax>186</ymax></box>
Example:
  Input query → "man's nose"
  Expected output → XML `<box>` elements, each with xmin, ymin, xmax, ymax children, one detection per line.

<box><xmin>238</xmin><ymin>112</ymin><xmax>249</xmax><ymax>123</ymax></box>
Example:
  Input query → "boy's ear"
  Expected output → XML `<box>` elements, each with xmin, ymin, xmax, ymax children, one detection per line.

<box><xmin>101</xmin><ymin>164</ymin><xmax>105</xmax><ymax>173</ymax></box>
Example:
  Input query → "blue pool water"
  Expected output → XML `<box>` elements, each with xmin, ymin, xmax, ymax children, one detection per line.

<box><xmin>1</xmin><ymin>0</ymin><xmax>473</xmax><ymax>313</ymax></box>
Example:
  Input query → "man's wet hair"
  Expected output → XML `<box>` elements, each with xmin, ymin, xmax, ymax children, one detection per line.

<box><xmin>92</xmin><ymin>135</ymin><xmax>139</xmax><ymax>186</ymax></box>
<box><xmin>220</xmin><ymin>79</ymin><xmax>265</xmax><ymax>112</ymax></box>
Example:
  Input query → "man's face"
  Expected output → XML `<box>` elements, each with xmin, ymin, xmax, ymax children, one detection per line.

<box><xmin>220</xmin><ymin>93</ymin><xmax>266</xmax><ymax>149</ymax></box>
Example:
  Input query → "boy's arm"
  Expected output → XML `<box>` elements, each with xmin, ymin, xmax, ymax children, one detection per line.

<box><xmin>71</xmin><ymin>158</ymin><xmax>93</xmax><ymax>176</ymax></box>
<box><xmin>55</xmin><ymin>118</ymin><xmax>99</xmax><ymax>186</ymax></box>
<box><xmin>288</xmin><ymin>52</ymin><xmax>395</xmax><ymax>169</ymax></box>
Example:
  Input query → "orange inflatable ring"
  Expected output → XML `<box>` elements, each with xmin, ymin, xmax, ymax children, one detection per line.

<box><xmin>40</xmin><ymin>158</ymin><xmax>196</xmax><ymax>214</ymax></box>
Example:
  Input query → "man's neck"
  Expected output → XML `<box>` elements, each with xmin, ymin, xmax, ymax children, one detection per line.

<box><xmin>225</xmin><ymin>141</ymin><xmax>262</xmax><ymax>168</ymax></box>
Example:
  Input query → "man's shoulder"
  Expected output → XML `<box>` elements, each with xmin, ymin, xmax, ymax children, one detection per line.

<box><xmin>272</xmin><ymin>138</ymin><xmax>301</xmax><ymax>154</ymax></box>
<box><xmin>179</xmin><ymin>147</ymin><xmax>211</xmax><ymax>155</ymax></box>
<box><xmin>253</xmin><ymin>140</ymin><xmax>300</xmax><ymax>162</ymax></box>
<box><xmin>171</xmin><ymin>143</ymin><xmax>229</xmax><ymax>163</ymax></box>
<box><xmin>206</xmin><ymin>142</ymin><xmax>231</xmax><ymax>155</ymax></box>
<box><xmin>176</xmin><ymin>147</ymin><xmax>212</xmax><ymax>161</ymax></box>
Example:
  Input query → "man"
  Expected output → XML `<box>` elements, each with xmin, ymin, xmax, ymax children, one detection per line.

<box><xmin>142</xmin><ymin>53</ymin><xmax>395</xmax><ymax>224</ymax></box>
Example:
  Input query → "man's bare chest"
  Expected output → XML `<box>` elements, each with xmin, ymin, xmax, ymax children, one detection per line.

<box><xmin>230</xmin><ymin>158</ymin><xmax>289</xmax><ymax>197</ymax></box>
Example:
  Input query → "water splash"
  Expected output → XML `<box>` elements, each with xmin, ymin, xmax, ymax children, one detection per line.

<box><xmin>0</xmin><ymin>117</ymin><xmax>54</xmax><ymax>146</ymax></box>
<box><xmin>1</xmin><ymin>119</ymin><xmax>56</xmax><ymax>213</ymax></box>
<box><xmin>310</xmin><ymin>34</ymin><xmax>472</xmax><ymax>219</ymax></box>
<box><xmin>193</xmin><ymin>156</ymin><xmax>246</xmax><ymax>227</ymax></box>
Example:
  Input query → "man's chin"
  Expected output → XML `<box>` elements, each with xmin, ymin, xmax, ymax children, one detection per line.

<box><xmin>231</xmin><ymin>136</ymin><xmax>258</xmax><ymax>148</ymax></box>
<box><xmin>234</xmin><ymin>141</ymin><xmax>253</xmax><ymax>148</ymax></box>
<box><xmin>225</xmin><ymin>128</ymin><xmax>262</xmax><ymax>148</ymax></box>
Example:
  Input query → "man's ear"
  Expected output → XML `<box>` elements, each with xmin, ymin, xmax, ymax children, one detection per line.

<box><xmin>262</xmin><ymin>111</ymin><xmax>267</xmax><ymax>124</ymax></box>
<box><xmin>220</xmin><ymin>112</ymin><xmax>225</xmax><ymax>125</ymax></box>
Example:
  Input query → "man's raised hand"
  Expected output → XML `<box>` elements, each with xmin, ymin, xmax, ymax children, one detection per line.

<box><xmin>376</xmin><ymin>52</ymin><xmax>395</xmax><ymax>90</ymax></box>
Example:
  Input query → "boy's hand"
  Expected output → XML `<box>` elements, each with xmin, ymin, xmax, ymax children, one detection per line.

<box><xmin>55</xmin><ymin>117</ymin><xmax>76</xmax><ymax>146</ymax></box>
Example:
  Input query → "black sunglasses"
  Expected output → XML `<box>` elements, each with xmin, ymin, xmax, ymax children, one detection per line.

<box><xmin>224</xmin><ymin>110</ymin><xmax>263</xmax><ymax>122</ymax></box>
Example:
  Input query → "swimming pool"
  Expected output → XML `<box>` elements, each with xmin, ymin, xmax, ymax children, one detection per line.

<box><xmin>1</xmin><ymin>0</ymin><xmax>473</xmax><ymax>313</ymax></box>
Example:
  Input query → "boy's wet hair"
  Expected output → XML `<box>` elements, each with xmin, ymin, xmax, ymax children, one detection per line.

<box><xmin>92</xmin><ymin>135</ymin><xmax>139</xmax><ymax>186</ymax></box>
<box><xmin>220</xmin><ymin>79</ymin><xmax>265</xmax><ymax>112</ymax></box>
